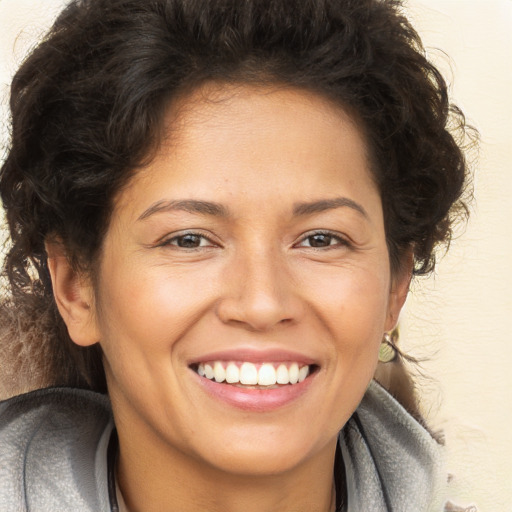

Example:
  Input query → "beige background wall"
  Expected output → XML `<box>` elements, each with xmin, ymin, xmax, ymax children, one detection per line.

<box><xmin>1</xmin><ymin>1</ymin><xmax>511</xmax><ymax>510</ymax></box>
<box><xmin>400</xmin><ymin>2</ymin><xmax>512</xmax><ymax>510</ymax></box>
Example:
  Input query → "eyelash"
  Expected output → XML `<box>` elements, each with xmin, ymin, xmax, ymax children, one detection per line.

<box><xmin>294</xmin><ymin>230</ymin><xmax>351</xmax><ymax>250</ymax></box>
<box><xmin>158</xmin><ymin>230</ymin><xmax>350</xmax><ymax>251</ymax></box>
<box><xmin>158</xmin><ymin>231</ymin><xmax>217</xmax><ymax>249</ymax></box>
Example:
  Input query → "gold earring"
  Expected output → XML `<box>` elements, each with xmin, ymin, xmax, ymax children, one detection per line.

<box><xmin>378</xmin><ymin>331</ymin><xmax>397</xmax><ymax>363</ymax></box>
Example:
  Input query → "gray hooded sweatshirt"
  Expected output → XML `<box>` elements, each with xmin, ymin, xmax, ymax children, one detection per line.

<box><xmin>0</xmin><ymin>380</ymin><xmax>446</xmax><ymax>511</ymax></box>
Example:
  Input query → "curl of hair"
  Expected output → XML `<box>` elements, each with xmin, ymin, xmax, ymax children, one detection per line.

<box><xmin>0</xmin><ymin>0</ymin><xmax>473</xmax><ymax>395</ymax></box>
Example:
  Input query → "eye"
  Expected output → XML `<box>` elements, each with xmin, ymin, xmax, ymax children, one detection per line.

<box><xmin>163</xmin><ymin>232</ymin><xmax>214</xmax><ymax>249</ymax></box>
<box><xmin>296</xmin><ymin>231</ymin><xmax>348</xmax><ymax>249</ymax></box>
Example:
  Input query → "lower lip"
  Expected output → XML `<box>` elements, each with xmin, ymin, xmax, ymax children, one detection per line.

<box><xmin>193</xmin><ymin>371</ymin><xmax>315</xmax><ymax>412</ymax></box>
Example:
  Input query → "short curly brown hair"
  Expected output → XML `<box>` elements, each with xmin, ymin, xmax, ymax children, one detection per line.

<box><xmin>0</xmin><ymin>0</ymin><xmax>472</xmax><ymax>394</ymax></box>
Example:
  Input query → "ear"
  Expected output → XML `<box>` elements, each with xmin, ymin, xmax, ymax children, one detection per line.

<box><xmin>384</xmin><ymin>250</ymin><xmax>413</xmax><ymax>332</ymax></box>
<box><xmin>46</xmin><ymin>240</ymin><xmax>100</xmax><ymax>347</ymax></box>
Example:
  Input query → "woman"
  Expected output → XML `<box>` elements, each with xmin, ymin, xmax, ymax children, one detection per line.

<box><xmin>0</xmin><ymin>0</ymin><xmax>471</xmax><ymax>510</ymax></box>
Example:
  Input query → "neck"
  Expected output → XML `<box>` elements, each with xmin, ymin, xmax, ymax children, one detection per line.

<box><xmin>116</xmin><ymin>427</ymin><xmax>338</xmax><ymax>512</ymax></box>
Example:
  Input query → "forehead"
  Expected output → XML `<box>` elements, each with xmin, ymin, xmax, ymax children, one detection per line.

<box><xmin>114</xmin><ymin>83</ymin><xmax>379</xmax><ymax>221</ymax></box>
<box><xmin>166</xmin><ymin>82</ymin><xmax>369</xmax><ymax>159</ymax></box>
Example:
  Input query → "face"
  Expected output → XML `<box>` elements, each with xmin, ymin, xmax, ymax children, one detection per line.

<box><xmin>70</xmin><ymin>84</ymin><xmax>409</xmax><ymax>477</ymax></box>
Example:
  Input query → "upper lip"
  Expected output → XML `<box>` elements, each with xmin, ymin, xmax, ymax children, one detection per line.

<box><xmin>188</xmin><ymin>348</ymin><xmax>318</xmax><ymax>366</ymax></box>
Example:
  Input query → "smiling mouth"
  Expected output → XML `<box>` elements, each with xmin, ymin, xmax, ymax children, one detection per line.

<box><xmin>191</xmin><ymin>361</ymin><xmax>318</xmax><ymax>388</ymax></box>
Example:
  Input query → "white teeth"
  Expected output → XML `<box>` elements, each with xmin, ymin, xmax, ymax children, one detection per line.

<box><xmin>239</xmin><ymin>362</ymin><xmax>258</xmax><ymax>385</ymax></box>
<box><xmin>298</xmin><ymin>365</ymin><xmax>309</xmax><ymax>382</ymax></box>
<box><xmin>196</xmin><ymin>361</ymin><xmax>312</xmax><ymax>386</ymax></box>
<box><xmin>289</xmin><ymin>363</ymin><xmax>299</xmax><ymax>384</ymax></box>
<box><xmin>213</xmin><ymin>361</ymin><xmax>226</xmax><ymax>383</ymax></box>
<box><xmin>204</xmin><ymin>364</ymin><xmax>214</xmax><ymax>380</ymax></box>
<box><xmin>258</xmin><ymin>363</ymin><xmax>277</xmax><ymax>386</ymax></box>
<box><xmin>276</xmin><ymin>364</ymin><xmax>290</xmax><ymax>384</ymax></box>
<box><xmin>225</xmin><ymin>362</ymin><xmax>240</xmax><ymax>383</ymax></box>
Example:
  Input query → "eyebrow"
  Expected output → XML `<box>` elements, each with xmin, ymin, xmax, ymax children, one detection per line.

<box><xmin>137</xmin><ymin>199</ymin><xmax>229</xmax><ymax>221</ymax></box>
<box><xmin>293</xmin><ymin>197</ymin><xmax>368</xmax><ymax>219</ymax></box>
<box><xmin>137</xmin><ymin>196</ymin><xmax>368</xmax><ymax>221</ymax></box>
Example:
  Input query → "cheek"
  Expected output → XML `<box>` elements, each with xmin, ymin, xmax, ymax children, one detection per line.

<box><xmin>306</xmin><ymin>262</ymin><xmax>391</xmax><ymax>337</ymax></box>
<box><xmin>93</xmin><ymin>260</ymin><xmax>210</xmax><ymax>416</ymax></box>
<box><xmin>301</xmin><ymin>260</ymin><xmax>391</xmax><ymax>389</ymax></box>
<box><xmin>94</xmin><ymin>257</ymin><xmax>217</xmax><ymax>357</ymax></box>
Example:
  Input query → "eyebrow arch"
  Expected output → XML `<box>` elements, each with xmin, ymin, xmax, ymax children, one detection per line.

<box><xmin>137</xmin><ymin>199</ymin><xmax>229</xmax><ymax>221</ymax></box>
<box><xmin>293</xmin><ymin>197</ymin><xmax>369</xmax><ymax>219</ymax></box>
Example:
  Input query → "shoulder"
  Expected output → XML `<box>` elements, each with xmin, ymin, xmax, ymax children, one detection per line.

<box><xmin>341</xmin><ymin>380</ymin><xmax>446</xmax><ymax>511</ymax></box>
<box><xmin>0</xmin><ymin>387</ymin><xmax>114</xmax><ymax>512</ymax></box>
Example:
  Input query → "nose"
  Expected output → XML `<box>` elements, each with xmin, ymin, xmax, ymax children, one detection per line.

<box><xmin>216</xmin><ymin>249</ymin><xmax>302</xmax><ymax>332</ymax></box>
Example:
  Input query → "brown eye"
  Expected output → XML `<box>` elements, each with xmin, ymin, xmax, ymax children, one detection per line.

<box><xmin>165</xmin><ymin>233</ymin><xmax>212</xmax><ymax>248</ymax></box>
<box><xmin>295</xmin><ymin>231</ymin><xmax>349</xmax><ymax>249</ymax></box>
<box><xmin>307</xmin><ymin>233</ymin><xmax>333</xmax><ymax>247</ymax></box>
<box><xmin>176</xmin><ymin>234</ymin><xmax>202</xmax><ymax>248</ymax></box>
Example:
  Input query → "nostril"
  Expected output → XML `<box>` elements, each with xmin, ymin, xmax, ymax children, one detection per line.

<box><xmin>216</xmin><ymin>300</ymin><xmax>295</xmax><ymax>331</ymax></box>
<box><xmin>215</xmin><ymin>274</ymin><xmax>303</xmax><ymax>331</ymax></box>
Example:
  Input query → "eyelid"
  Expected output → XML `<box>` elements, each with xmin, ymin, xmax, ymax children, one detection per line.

<box><xmin>153</xmin><ymin>229</ymin><xmax>351</xmax><ymax>249</ymax></box>
<box><xmin>293</xmin><ymin>230</ymin><xmax>351</xmax><ymax>248</ymax></box>
<box><xmin>157</xmin><ymin>230</ymin><xmax>220</xmax><ymax>248</ymax></box>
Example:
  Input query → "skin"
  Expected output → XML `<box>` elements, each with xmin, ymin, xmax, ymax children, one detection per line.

<box><xmin>48</xmin><ymin>84</ymin><xmax>411</xmax><ymax>512</ymax></box>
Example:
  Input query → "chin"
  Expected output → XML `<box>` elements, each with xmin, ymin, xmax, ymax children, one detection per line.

<box><xmin>191</xmin><ymin>424</ymin><xmax>336</xmax><ymax>478</ymax></box>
